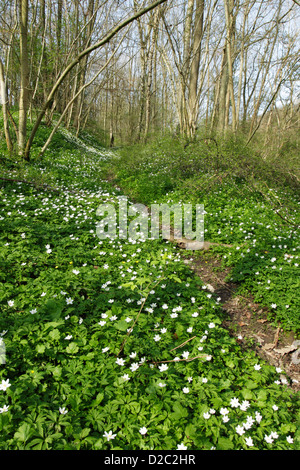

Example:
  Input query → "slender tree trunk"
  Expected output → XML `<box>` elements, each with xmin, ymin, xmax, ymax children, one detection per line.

<box><xmin>224</xmin><ymin>0</ymin><xmax>237</xmax><ymax>132</ymax></box>
<box><xmin>182</xmin><ymin>0</ymin><xmax>194</xmax><ymax>137</ymax></box>
<box><xmin>236</xmin><ymin>0</ymin><xmax>250</xmax><ymax>130</ymax></box>
<box><xmin>135</xmin><ymin>1</ymin><xmax>147</xmax><ymax>141</ymax></box>
<box><xmin>188</xmin><ymin>0</ymin><xmax>204</xmax><ymax>137</ymax></box>
<box><xmin>0</xmin><ymin>59</ymin><xmax>13</xmax><ymax>154</ymax></box>
<box><xmin>248</xmin><ymin>22</ymin><xmax>279</xmax><ymax>138</ymax></box>
<box><xmin>73</xmin><ymin>0</ymin><xmax>96</xmax><ymax>130</ymax></box>
<box><xmin>18</xmin><ymin>0</ymin><xmax>30</xmax><ymax>158</ymax></box>
<box><xmin>144</xmin><ymin>9</ymin><xmax>160</xmax><ymax>141</ymax></box>
<box><xmin>56</xmin><ymin>0</ymin><xmax>63</xmax><ymax>79</ymax></box>
<box><xmin>214</xmin><ymin>44</ymin><xmax>228</xmax><ymax>133</ymax></box>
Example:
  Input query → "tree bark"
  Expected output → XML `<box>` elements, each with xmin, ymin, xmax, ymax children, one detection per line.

<box><xmin>18</xmin><ymin>0</ymin><xmax>30</xmax><ymax>158</ymax></box>
<box><xmin>73</xmin><ymin>0</ymin><xmax>96</xmax><ymax>131</ymax></box>
<box><xmin>0</xmin><ymin>59</ymin><xmax>13</xmax><ymax>153</ymax></box>
<box><xmin>214</xmin><ymin>44</ymin><xmax>228</xmax><ymax>133</ymax></box>
<box><xmin>188</xmin><ymin>0</ymin><xmax>204</xmax><ymax>137</ymax></box>
<box><xmin>224</xmin><ymin>0</ymin><xmax>237</xmax><ymax>132</ymax></box>
<box><xmin>144</xmin><ymin>9</ymin><xmax>160</xmax><ymax>141</ymax></box>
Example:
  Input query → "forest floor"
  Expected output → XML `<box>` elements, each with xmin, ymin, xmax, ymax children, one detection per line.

<box><xmin>106</xmin><ymin>167</ymin><xmax>300</xmax><ymax>392</ymax></box>
<box><xmin>1</xmin><ymin>128</ymin><xmax>299</xmax><ymax>450</ymax></box>
<box><xmin>179</xmin><ymin>248</ymin><xmax>300</xmax><ymax>392</ymax></box>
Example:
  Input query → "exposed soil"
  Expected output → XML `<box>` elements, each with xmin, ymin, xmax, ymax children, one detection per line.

<box><xmin>180</xmin><ymin>248</ymin><xmax>300</xmax><ymax>392</ymax></box>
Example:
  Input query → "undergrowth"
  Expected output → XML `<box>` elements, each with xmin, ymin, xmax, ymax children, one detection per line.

<box><xmin>0</xmin><ymin>125</ymin><xmax>299</xmax><ymax>450</ymax></box>
<box><xmin>106</xmin><ymin>132</ymin><xmax>300</xmax><ymax>335</ymax></box>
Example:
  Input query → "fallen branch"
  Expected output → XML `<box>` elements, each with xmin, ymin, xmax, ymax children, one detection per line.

<box><xmin>273</xmin><ymin>327</ymin><xmax>281</xmax><ymax>349</ymax></box>
<box><xmin>170</xmin><ymin>336</ymin><xmax>196</xmax><ymax>351</ymax></box>
<box><xmin>148</xmin><ymin>354</ymin><xmax>207</xmax><ymax>365</ymax></box>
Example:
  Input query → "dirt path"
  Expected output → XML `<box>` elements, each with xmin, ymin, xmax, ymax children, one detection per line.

<box><xmin>103</xmin><ymin>165</ymin><xmax>300</xmax><ymax>392</ymax></box>
<box><xmin>180</xmin><ymin>248</ymin><xmax>300</xmax><ymax>392</ymax></box>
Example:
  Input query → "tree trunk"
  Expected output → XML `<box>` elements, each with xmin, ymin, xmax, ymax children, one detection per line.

<box><xmin>144</xmin><ymin>9</ymin><xmax>160</xmax><ymax>141</ymax></box>
<box><xmin>182</xmin><ymin>0</ymin><xmax>195</xmax><ymax>137</ymax></box>
<box><xmin>18</xmin><ymin>0</ymin><xmax>30</xmax><ymax>158</ymax></box>
<box><xmin>0</xmin><ymin>59</ymin><xmax>13</xmax><ymax>154</ymax></box>
<box><xmin>73</xmin><ymin>0</ymin><xmax>96</xmax><ymax>131</ymax></box>
<box><xmin>188</xmin><ymin>0</ymin><xmax>204</xmax><ymax>137</ymax></box>
<box><xmin>214</xmin><ymin>44</ymin><xmax>228</xmax><ymax>133</ymax></box>
<box><xmin>224</xmin><ymin>0</ymin><xmax>237</xmax><ymax>132</ymax></box>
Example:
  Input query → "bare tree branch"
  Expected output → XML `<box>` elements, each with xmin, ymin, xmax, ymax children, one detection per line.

<box><xmin>24</xmin><ymin>0</ymin><xmax>169</xmax><ymax>160</ymax></box>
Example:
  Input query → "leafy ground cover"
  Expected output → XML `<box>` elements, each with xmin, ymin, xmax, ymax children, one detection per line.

<box><xmin>0</xmin><ymin>129</ymin><xmax>300</xmax><ymax>450</ymax></box>
<box><xmin>107</xmin><ymin>136</ymin><xmax>300</xmax><ymax>335</ymax></box>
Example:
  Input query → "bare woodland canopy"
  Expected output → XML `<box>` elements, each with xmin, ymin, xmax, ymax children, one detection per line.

<box><xmin>0</xmin><ymin>0</ymin><xmax>299</xmax><ymax>159</ymax></box>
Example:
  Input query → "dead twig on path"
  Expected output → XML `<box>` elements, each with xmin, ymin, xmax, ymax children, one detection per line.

<box><xmin>170</xmin><ymin>336</ymin><xmax>196</xmax><ymax>351</ymax></box>
<box><xmin>148</xmin><ymin>354</ymin><xmax>207</xmax><ymax>365</ymax></box>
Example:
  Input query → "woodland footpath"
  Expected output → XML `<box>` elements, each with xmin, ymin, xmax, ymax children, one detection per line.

<box><xmin>0</xmin><ymin>126</ymin><xmax>299</xmax><ymax>450</ymax></box>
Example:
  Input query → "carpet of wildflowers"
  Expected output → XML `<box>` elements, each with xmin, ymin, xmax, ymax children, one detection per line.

<box><xmin>111</xmin><ymin>138</ymin><xmax>300</xmax><ymax>334</ymax></box>
<box><xmin>0</xmin><ymin>129</ymin><xmax>299</xmax><ymax>450</ymax></box>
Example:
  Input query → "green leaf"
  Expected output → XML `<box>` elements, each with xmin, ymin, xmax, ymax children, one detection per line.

<box><xmin>66</xmin><ymin>342</ymin><xmax>79</xmax><ymax>354</ymax></box>
<box><xmin>27</xmin><ymin>438</ymin><xmax>44</xmax><ymax>450</ymax></box>
<box><xmin>244</xmin><ymin>380</ymin><xmax>258</xmax><ymax>390</ymax></box>
<box><xmin>52</xmin><ymin>366</ymin><xmax>62</xmax><ymax>379</ymax></box>
<box><xmin>145</xmin><ymin>385</ymin><xmax>157</xmax><ymax>395</ymax></box>
<box><xmin>170</xmin><ymin>401</ymin><xmax>188</xmax><ymax>421</ymax></box>
<box><xmin>44</xmin><ymin>299</ymin><xmax>63</xmax><ymax>320</ymax></box>
<box><xmin>185</xmin><ymin>423</ymin><xmax>197</xmax><ymax>439</ymax></box>
<box><xmin>226</xmin><ymin>360</ymin><xmax>235</xmax><ymax>369</ymax></box>
<box><xmin>257</xmin><ymin>390</ymin><xmax>268</xmax><ymax>402</ymax></box>
<box><xmin>217</xmin><ymin>437</ymin><xmax>234</xmax><ymax>450</ymax></box>
<box><xmin>93</xmin><ymin>438</ymin><xmax>103</xmax><ymax>450</ymax></box>
<box><xmin>49</xmin><ymin>329</ymin><xmax>61</xmax><ymax>341</ymax></box>
<box><xmin>0</xmin><ymin>413</ymin><xmax>9</xmax><ymax>432</ymax></box>
<box><xmin>91</xmin><ymin>392</ymin><xmax>104</xmax><ymax>407</ymax></box>
<box><xmin>43</xmin><ymin>321</ymin><xmax>64</xmax><ymax>331</ymax></box>
<box><xmin>217</xmin><ymin>379</ymin><xmax>231</xmax><ymax>390</ymax></box>
<box><xmin>241</xmin><ymin>388</ymin><xmax>254</xmax><ymax>400</ymax></box>
<box><xmin>175</xmin><ymin>323</ymin><xmax>184</xmax><ymax>338</ymax></box>
<box><xmin>14</xmin><ymin>423</ymin><xmax>33</xmax><ymax>443</ymax></box>
<box><xmin>114</xmin><ymin>320</ymin><xmax>129</xmax><ymax>331</ymax></box>
<box><xmin>36</xmin><ymin>344</ymin><xmax>46</xmax><ymax>354</ymax></box>
<box><xmin>79</xmin><ymin>428</ymin><xmax>90</xmax><ymax>439</ymax></box>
